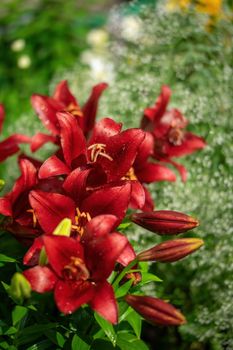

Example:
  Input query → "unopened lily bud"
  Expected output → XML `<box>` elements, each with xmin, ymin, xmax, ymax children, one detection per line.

<box><xmin>9</xmin><ymin>272</ymin><xmax>31</xmax><ymax>303</ymax></box>
<box><xmin>53</xmin><ymin>218</ymin><xmax>72</xmax><ymax>236</ymax></box>
<box><xmin>137</xmin><ymin>238</ymin><xmax>204</xmax><ymax>263</ymax></box>
<box><xmin>131</xmin><ymin>210</ymin><xmax>199</xmax><ymax>235</ymax></box>
<box><xmin>125</xmin><ymin>295</ymin><xmax>186</xmax><ymax>326</ymax></box>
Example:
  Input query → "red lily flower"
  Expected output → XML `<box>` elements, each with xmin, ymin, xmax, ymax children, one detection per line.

<box><xmin>0</xmin><ymin>104</ymin><xmax>31</xmax><ymax>163</ymax></box>
<box><xmin>30</xmin><ymin>80</ymin><xmax>108</xmax><ymax>151</ymax></box>
<box><xmin>86</xmin><ymin>116</ymin><xmax>175</xmax><ymax>209</ymax></box>
<box><xmin>0</xmin><ymin>158</ymin><xmax>64</xmax><ymax>244</ymax></box>
<box><xmin>24</xmin><ymin>218</ymin><xmax>129</xmax><ymax>322</ymax></box>
<box><xmin>141</xmin><ymin>86</ymin><xmax>206</xmax><ymax>181</ymax></box>
<box><xmin>38</xmin><ymin>114</ymin><xmax>150</xmax><ymax>209</ymax></box>
<box><xmin>28</xmin><ymin>180</ymin><xmax>131</xmax><ymax>236</ymax></box>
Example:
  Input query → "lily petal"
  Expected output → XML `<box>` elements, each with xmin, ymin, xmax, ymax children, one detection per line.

<box><xmin>55</xmin><ymin>279</ymin><xmax>95</xmax><ymax>314</ymax></box>
<box><xmin>53</xmin><ymin>80</ymin><xmax>77</xmax><ymax>106</ymax></box>
<box><xmin>57</xmin><ymin>112</ymin><xmax>87</xmax><ymax>167</ymax></box>
<box><xmin>31</xmin><ymin>132</ymin><xmax>56</xmax><ymax>152</ymax></box>
<box><xmin>89</xmin><ymin>117</ymin><xmax>122</xmax><ymax>145</ymax></box>
<box><xmin>82</xmin><ymin>83</ymin><xmax>108</xmax><ymax>135</ymax></box>
<box><xmin>82</xmin><ymin>214</ymin><xmax>119</xmax><ymax>241</ymax></box>
<box><xmin>39</xmin><ymin>155</ymin><xmax>70</xmax><ymax>179</ymax></box>
<box><xmin>81</xmin><ymin>182</ymin><xmax>131</xmax><ymax>224</ymax></box>
<box><xmin>90</xmin><ymin>281</ymin><xmax>118</xmax><ymax>324</ymax></box>
<box><xmin>136</xmin><ymin>162</ymin><xmax>176</xmax><ymax>183</ymax></box>
<box><xmin>29</xmin><ymin>191</ymin><xmax>76</xmax><ymax>233</ymax></box>
<box><xmin>24</xmin><ymin>266</ymin><xmax>57</xmax><ymax>293</ymax></box>
<box><xmin>31</xmin><ymin>95</ymin><xmax>61</xmax><ymax>135</ymax></box>
<box><xmin>85</xmin><ymin>232</ymin><xmax>128</xmax><ymax>281</ymax></box>
<box><xmin>43</xmin><ymin>235</ymin><xmax>84</xmax><ymax>277</ymax></box>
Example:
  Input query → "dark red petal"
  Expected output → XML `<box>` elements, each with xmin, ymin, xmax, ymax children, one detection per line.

<box><xmin>57</xmin><ymin>112</ymin><xmax>87</xmax><ymax>167</ymax></box>
<box><xmin>62</xmin><ymin>167</ymin><xmax>91</xmax><ymax>201</ymax></box>
<box><xmin>23</xmin><ymin>237</ymin><xmax>44</xmax><ymax>266</ymax></box>
<box><xmin>99</xmin><ymin>129</ymin><xmax>145</xmax><ymax>182</ymax></box>
<box><xmin>81</xmin><ymin>182</ymin><xmax>131</xmax><ymax>224</ymax></box>
<box><xmin>85</xmin><ymin>232</ymin><xmax>128</xmax><ymax>281</ymax></box>
<box><xmin>141</xmin><ymin>185</ymin><xmax>155</xmax><ymax>211</ymax></box>
<box><xmin>55</xmin><ymin>279</ymin><xmax>95</xmax><ymax>314</ymax></box>
<box><xmin>43</xmin><ymin>235</ymin><xmax>84</xmax><ymax>277</ymax></box>
<box><xmin>0</xmin><ymin>197</ymin><xmax>12</xmax><ymax>216</ymax></box>
<box><xmin>23</xmin><ymin>266</ymin><xmax>57</xmax><ymax>293</ymax></box>
<box><xmin>134</xmin><ymin>131</ymin><xmax>154</xmax><ymax>167</ymax></box>
<box><xmin>29</xmin><ymin>190</ymin><xmax>76</xmax><ymax>233</ymax></box>
<box><xmin>129</xmin><ymin>181</ymin><xmax>146</xmax><ymax>210</ymax></box>
<box><xmin>117</xmin><ymin>241</ymin><xmax>136</xmax><ymax>266</ymax></box>
<box><xmin>88</xmin><ymin>117</ymin><xmax>122</xmax><ymax>145</ymax></box>
<box><xmin>141</xmin><ymin>85</ymin><xmax>171</xmax><ymax>130</ymax></box>
<box><xmin>90</xmin><ymin>281</ymin><xmax>118</xmax><ymax>324</ymax></box>
<box><xmin>0</xmin><ymin>104</ymin><xmax>5</xmax><ymax>133</ymax></box>
<box><xmin>136</xmin><ymin>162</ymin><xmax>176</xmax><ymax>183</ymax></box>
<box><xmin>82</xmin><ymin>83</ymin><xmax>108</xmax><ymax>135</ymax></box>
<box><xmin>31</xmin><ymin>132</ymin><xmax>56</xmax><ymax>152</ymax></box>
<box><xmin>82</xmin><ymin>214</ymin><xmax>119</xmax><ymax>242</ymax></box>
<box><xmin>165</xmin><ymin>159</ymin><xmax>188</xmax><ymax>182</ymax></box>
<box><xmin>0</xmin><ymin>139</ymin><xmax>19</xmax><ymax>162</ymax></box>
<box><xmin>39</xmin><ymin>155</ymin><xmax>70</xmax><ymax>179</ymax></box>
<box><xmin>31</xmin><ymin>95</ymin><xmax>60</xmax><ymax>135</ymax></box>
<box><xmin>9</xmin><ymin>159</ymin><xmax>37</xmax><ymax>204</ymax></box>
<box><xmin>53</xmin><ymin>80</ymin><xmax>77</xmax><ymax>106</ymax></box>
<box><xmin>165</xmin><ymin>132</ymin><xmax>206</xmax><ymax>158</ymax></box>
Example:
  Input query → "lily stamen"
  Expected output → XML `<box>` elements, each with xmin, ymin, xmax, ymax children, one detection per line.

<box><xmin>122</xmin><ymin>167</ymin><xmax>138</xmax><ymax>181</ymax></box>
<box><xmin>27</xmin><ymin>209</ymin><xmax>37</xmax><ymax>228</ymax></box>
<box><xmin>71</xmin><ymin>208</ymin><xmax>91</xmax><ymax>236</ymax></box>
<box><xmin>88</xmin><ymin>143</ymin><xmax>113</xmax><ymax>162</ymax></box>
<box><xmin>66</xmin><ymin>103</ymin><xmax>83</xmax><ymax>117</ymax></box>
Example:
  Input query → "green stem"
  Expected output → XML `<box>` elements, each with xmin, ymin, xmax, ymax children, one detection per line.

<box><xmin>112</xmin><ymin>258</ymin><xmax>138</xmax><ymax>290</ymax></box>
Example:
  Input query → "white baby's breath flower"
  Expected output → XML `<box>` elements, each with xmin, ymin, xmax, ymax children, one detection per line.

<box><xmin>17</xmin><ymin>55</ymin><xmax>31</xmax><ymax>69</ymax></box>
<box><xmin>121</xmin><ymin>15</ymin><xmax>142</xmax><ymax>42</ymax></box>
<box><xmin>87</xmin><ymin>28</ymin><xmax>109</xmax><ymax>48</ymax></box>
<box><xmin>11</xmin><ymin>39</ymin><xmax>25</xmax><ymax>52</ymax></box>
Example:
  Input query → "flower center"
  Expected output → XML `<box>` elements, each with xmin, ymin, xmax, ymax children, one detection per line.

<box><xmin>122</xmin><ymin>167</ymin><xmax>138</xmax><ymax>181</ymax></box>
<box><xmin>168</xmin><ymin>127</ymin><xmax>184</xmax><ymax>146</ymax></box>
<box><xmin>71</xmin><ymin>208</ymin><xmax>91</xmax><ymax>236</ymax></box>
<box><xmin>88</xmin><ymin>143</ymin><xmax>113</xmax><ymax>163</ymax></box>
<box><xmin>66</xmin><ymin>103</ymin><xmax>83</xmax><ymax>117</ymax></box>
<box><xmin>63</xmin><ymin>257</ymin><xmax>90</xmax><ymax>281</ymax></box>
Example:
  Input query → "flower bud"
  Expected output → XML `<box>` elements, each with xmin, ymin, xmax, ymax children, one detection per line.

<box><xmin>9</xmin><ymin>272</ymin><xmax>31</xmax><ymax>303</ymax></box>
<box><xmin>137</xmin><ymin>238</ymin><xmax>204</xmax><ymax>263</ymax></box>
<box><xmin>131</xmin><ymin>210</ymin><xmax>199</xmax><ymax>235</ymax></box>
<box><xmin>125</xmin><ymin>295</ymin><xmax>186</xmax><ymax>326</ymax></box>
<box><xmin>53</xmin><ymin>218</ymin><xmax>72</xmax><ymax>236</ymax></box>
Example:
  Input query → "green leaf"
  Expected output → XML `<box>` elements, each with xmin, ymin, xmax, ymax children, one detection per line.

<box><xmin>72</xmin><ymin>334</ymin><xmax>90</xmax><ymax>350</ymax></box>
<box><xmin>118</xmin><ymin>222</ymin><xmax>131</xmax><ymax>231</ymax></box>
<box><xmin>115</xmin><ymin>279</ymin><xmax>133</xmax><ymax>299</ymax></box>
<box><xmin>118</xmin><ymin>301</ymin><xmax>132</xmax><ymax>322</ymax></box>
<box><xmin>91</xmin><ymin>339</ymin><xmax>120</xmax><ymax>350</ymax></box>
<box><xmin>16</xmin><ymin>323</ymin><xmax>57</xmax><ymax>346</ymax></box>
<box><xmin>141</xmin><ymin>272</ymin><xmax>162</xmax><ymax>285</ymax></box>
<box><xmin>94</xmin><ymin>313</ymin><xmax>116</xmax><ymax>346</ymax></box>
<box><xmin>25</xmin><ymin>340</ymin><xmax>53</xmax><ymax>350</ymax></box>
<box><xmin>125</xmin><ymin>310</ymin><xmax>142</xmax><ymax>338</ymax></box>
<box><xmin>46</xmin><ymin>330</ymin><xmax>65</xmax><ymax>347</ymax></box>
<box><xmin>0</xmin><ymin>254</ymin><xmax>16</xmax><ymax>263</ymax></box>
<box><xmin>117</xmin><ymin>333</ymin><xmax>149</xmax><ymax>350</ymax></box>
<box><xmin>12</xmin><ymin>306</ymin><xmax>28</xmax><ymax>326</ymax></box>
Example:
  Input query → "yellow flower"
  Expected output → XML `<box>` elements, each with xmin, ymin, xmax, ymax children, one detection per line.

<box><xmin>195</xmin><ymin>0</ymin><xmax>222</xmax><ymax>17</ymax></box>
<box><xmin>166</xmin><ymin>0</ymin><xmax>190</xmax><ymax>11</ymax></box>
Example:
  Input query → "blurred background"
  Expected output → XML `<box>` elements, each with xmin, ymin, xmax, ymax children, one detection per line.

<box><xmin>0</xmin><ymin>1</ymin><xmax>233</xmax><ymax>349</ymax></box>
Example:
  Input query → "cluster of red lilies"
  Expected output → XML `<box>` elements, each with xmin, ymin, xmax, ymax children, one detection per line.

<box><xmin>0</xmin><ymin>81</ymin><xmax>205</xmax><ymax>326</ymax></box>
